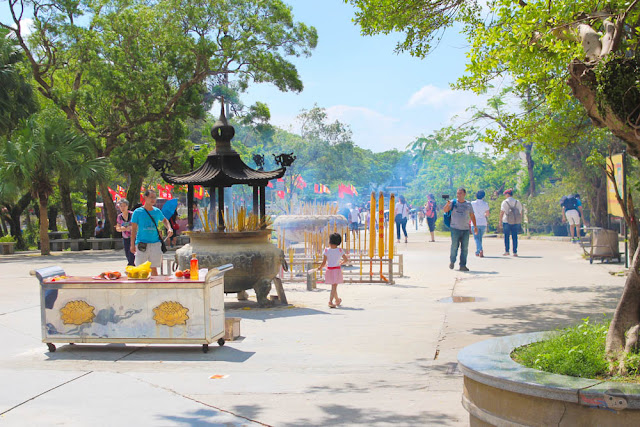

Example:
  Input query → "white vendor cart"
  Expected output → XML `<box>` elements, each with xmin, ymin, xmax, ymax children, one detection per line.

<box><xmin>37</xmin><ymin>264</ymin><xmax>232</xmax><ymax>353</ymax></box>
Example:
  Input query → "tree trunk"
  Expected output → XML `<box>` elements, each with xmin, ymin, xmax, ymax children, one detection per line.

<box><xmin>587</xmin><ymin>177</ymin><xmax>609</xmax><ymax>227</ymax></box>
<box><xmin>47</xmin><ymin>205</ymin><xmax>58</xmax><ymax>232</ymax></box>
<box><xmin>606</xmin><ymin>245</ymin><xmax>640</xmax><ymax>374</ymax></box>
<box><xmin>38</xmin><ymin>193</ymin><xmax>50</xmax><ymax>255</ymax></box>
<box><xmin>568</xmin><ymin>60</ymin><xmax>640</xmax><ymax>158</ymax></box>
<box><xmin>4</xmin><ymin>192</ymin><xmax>32</xmax><ymax>250</ymax></box>
<box><xmin>127</xmin><ymin>174</ymin><xmax>144</xmax><ymax>208</ymax></box>
<box><xmin>524</xmin><ymin>143</ymin><xmax>535</xmax><ymax>196</ymax></box>
<box><xmin>59</xmin><ymin>177</ymin><xmax>82</xmax><ymax>239</ymax></box>
<box><xmin>83</xmin><ymin>179</ymin><xmax>97</xmax><ymax>239</ymax></box>
<box><xmin>98</xmin><ymin>179</ymin><xmax>117</xmax><ymax>238</ymax></box>
<box><xmin>628</xmin><ymin>192</ymin><xmax>638</xmax><ymax>257</ymax></box>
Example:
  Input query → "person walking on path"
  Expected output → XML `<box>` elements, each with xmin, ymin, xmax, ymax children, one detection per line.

<box><xmin>561</xmin><ymin>193</ymin><xmax>584</xmax><ymax>243</ymax></box>
<box><xmin>498</xmin><ymin>189</ymin><xmax>523</xmax><ymax>257</ymax></box>
<box><xmin>318</xmin><ymin>232</ymin><xmax>349</xmax><ymax>308</ymax></box>
<box><xmin>130</xmin><ymin>189</ymin><xmax>173</xmax><ymax>276</ymax></box>
<box><xmin>443</xmin><ymin>187</ymin><xmax>478</xmax><ymax>271</ymax></box>
<box><xmin>395</xmin><ymin>195</ymin><xmax>410</xmax><ymax>243</ymax></box>
<box><xmin>115</xmin><ymin>199</ymin><xmax>135</xmax><ymax>266</ymax></box>
<box><xmin>349</xmin><ymin>204</ymin><xmax>360</xmax><ymax>242</ymax></box>
<box><xmin>471</xmin><ymin>190</ymin><xmax>490</xmax><ymax>257</ymax></box>
<box><xmin>425</xmin><ymin>194</ymin><xmax>438</xmax><ymax>242</ymax></box>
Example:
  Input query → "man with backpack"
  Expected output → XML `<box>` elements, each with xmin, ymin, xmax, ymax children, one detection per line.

<box><xmin>498</xmin><ymin>189</ymin><xmax>523</xmax><ymax>257</ymax></box>
<box><xmin>443</xmin><ymin>187</ymin><xmax>478</xmax><ymax>271</ymax></box>
<box><xmin>561</xmin><ymin>193</ymin><xmax>584</xmax><ymax>243</ymax></box>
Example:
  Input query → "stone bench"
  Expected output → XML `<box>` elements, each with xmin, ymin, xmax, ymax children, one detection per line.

<box><xmin>86</xmin><ymin>238</ymin><xmax>116</xmax><ymax>250</ymax></box>
<box><xmin>49</xmin><ymin>239</ymin><xmax>85</xmax><ymax>252</ymax></box>
<box><xmin>49</xmin><ymin>239</ymin><xmax>71</xmax><ymax>252</ymax></box>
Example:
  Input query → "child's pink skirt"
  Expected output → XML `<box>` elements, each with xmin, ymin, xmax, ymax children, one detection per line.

<box><xmin>325</xmin><ymin>266</ymin><xmax>343</xmax><ymax>284</ymax></box>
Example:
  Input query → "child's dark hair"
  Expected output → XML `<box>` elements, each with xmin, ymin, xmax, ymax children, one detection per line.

<box><xmin>329</xmin><ymin>232</ymin><xmax>342</xmax><ymax>246</ymax></box>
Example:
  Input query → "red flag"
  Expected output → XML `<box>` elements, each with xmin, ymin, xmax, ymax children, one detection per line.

<box><xmin>108</xmin><ymin>187</ymin><xmax>117</xmax><ymax>202</ymax></box>
<box><xmin>295</xmin><ymin>175</ymin><xmax>307</xmax><ymax>190</ymax></box>
<box><xmin>194</xmin><ymin>185</ymin><xmax>204</xmax><ymax>200</ymax></box>
<box><xmin>267</xmin><ymin>181</ymin><xmax>274</xmax><ymax>188</ymax></box>
<box><xmin>277</xmin><ymin>191</ymin><xmax>285</xmax><ymax>199</ymax></box>
<box><xmin>314</xmin><ymin>184</ymin><xmax>320</xmax><ymax>194</ymax></box>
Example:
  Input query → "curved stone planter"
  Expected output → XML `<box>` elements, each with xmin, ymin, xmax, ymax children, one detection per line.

<box><xmin>458</xmin><ymin>332</ymin><xmax>640</xmax><ymax>426</ymax></box>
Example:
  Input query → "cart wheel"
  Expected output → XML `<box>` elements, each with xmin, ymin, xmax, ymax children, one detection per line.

<box><xmin>217</xmin><ymin>338</ymin><xmax>225</xmax><ymax>347</ymax></box>
<box><xmin>202</xmin><ymin>344</ymin><xmax>209</xmax><ymax>353</ymax></box>
<box><xmin>46</xmin><ymin>343</ymin><xmax>56</xmax><ymax>353</ymax></box>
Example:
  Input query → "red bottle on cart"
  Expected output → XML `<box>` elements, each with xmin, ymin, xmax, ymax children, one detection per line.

<box><xmin>190</xmin><ymin>254</ymin><xmax>199</xmax><ymax>280</ymax></box>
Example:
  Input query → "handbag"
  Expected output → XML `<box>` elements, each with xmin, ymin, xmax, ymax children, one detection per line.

<box><xmin>144</xmin><ymin>209</ymin><xmax>167</xmax><ymax>253</ymax></box>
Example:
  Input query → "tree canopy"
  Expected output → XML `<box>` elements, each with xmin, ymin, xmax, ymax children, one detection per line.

<box><xmin>348</xmin><ymin>0</ymin><xmax>640</xmax><ymax>158</ymax></box>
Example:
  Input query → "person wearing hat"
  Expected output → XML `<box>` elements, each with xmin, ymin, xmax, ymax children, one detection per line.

<box><xmin>471</xmin><ymin>190</ymin><xmax>490</xmax><ymax>257</ymax></box>
<box><xmin>498</xmin><ymin>189</ymin><xmax>523</xmax><ymax>256</ymax></box>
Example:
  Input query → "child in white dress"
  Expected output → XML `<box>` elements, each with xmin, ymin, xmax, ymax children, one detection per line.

<box><xmin>319</xmin><ymin>232</ymin><xmax>349</xmax><ymax>308</ymax></box>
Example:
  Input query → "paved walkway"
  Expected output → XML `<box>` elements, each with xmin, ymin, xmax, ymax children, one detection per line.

<box><xmin>0</xmin><ymin>227</ymin><xmax>625</xmax><ymax>426</ymax></box>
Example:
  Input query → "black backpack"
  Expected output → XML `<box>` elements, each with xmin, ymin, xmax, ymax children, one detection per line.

<box><xmin>562</xmin><ymin>195</ymin><xmax>578</xmax><ymax>211</ymax></box>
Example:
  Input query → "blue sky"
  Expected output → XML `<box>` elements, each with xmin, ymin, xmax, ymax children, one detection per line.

<box><xmin>1</xmin><ymin>0</ymin><xmax>495</xmax><ymax>152</ymax></box>
<box><xmin>242</xmin><ymin>0</ymin><xmax>492</xmax><ymax>152</ymax></box>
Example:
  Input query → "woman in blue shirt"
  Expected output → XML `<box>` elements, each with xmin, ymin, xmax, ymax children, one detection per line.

<box><xmin>130</xmin><ymin>189</ymin><xmax>173</xmax><ymax>276</ymax></box>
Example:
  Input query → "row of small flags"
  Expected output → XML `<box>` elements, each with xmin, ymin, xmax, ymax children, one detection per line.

<box><xmin>105</xmin><ymin>178</ymin><xmax>358</xmax><ymax>203</ymax></box>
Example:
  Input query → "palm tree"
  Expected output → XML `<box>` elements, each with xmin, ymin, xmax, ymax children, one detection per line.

<box><xmin>0</xmin><ymin>113</ymin><xmax>104</xmax><ymax>255</ymax></box>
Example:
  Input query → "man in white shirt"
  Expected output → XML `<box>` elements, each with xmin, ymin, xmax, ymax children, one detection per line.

<box><xmin>471</xmin><ymin>190</ymin><xmax>490</xmax><ymax>257</ymax></box>
<box><xmin>498</xmin><ymin>189</ymin><xmax>523</xmax><ymax>257</ymax></box>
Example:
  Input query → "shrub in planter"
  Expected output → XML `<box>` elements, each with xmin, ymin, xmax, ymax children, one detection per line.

<box><xmin>0</xmin><ymin>235</ymin><xmax>16</xmax><ymax>254</ymax></box>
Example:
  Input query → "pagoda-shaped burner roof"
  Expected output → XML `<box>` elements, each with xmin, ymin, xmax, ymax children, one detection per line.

<box><xmin>161</xmin><ymin>101</ymin><xmax>285</xmax><ymax>187</ymax></box>
<box><xmin>162</xmin><ymin>153</ymin><xmax>285</xmax><ymax>187</ymax></box>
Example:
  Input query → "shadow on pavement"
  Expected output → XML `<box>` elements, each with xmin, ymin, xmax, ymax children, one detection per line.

<box><xmin>45</xmin><ymin>343</ymin><xmax>255</xmax><ymax>363</ymax></box>
<box><xmin>282</xmin><ymin>404</ymin><xmax>458</xmax><ymax>426</ymax></box>
<box><xmin>467</xmin><ymin>271</ymin><xmax>499</xmax><ymax>275</ymax></box>
<box><xmin>468</xmin><ymin>285</ymin><xmax>621</xmax><ymax>336</ymax></box>
<box><xmin>156</xmin><ymin>408</ymin><xmax>241</xmax><ymax>426</ymax></box>
<box><xmin>226</xmin><ymin>305</ymin><xmax>329</xmax><ymax>322</ymax></box>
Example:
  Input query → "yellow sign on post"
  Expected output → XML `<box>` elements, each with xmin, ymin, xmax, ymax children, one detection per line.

<box><xmin>607</xmin><ymin>153</ymin><xmax>624</xmax><ymax>217</ymax></box>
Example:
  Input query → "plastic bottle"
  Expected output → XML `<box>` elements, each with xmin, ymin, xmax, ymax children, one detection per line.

<box><xmin>190</xmin><ymin>253</ymin><xmax>199</xmax><ymax>280</ymax></box>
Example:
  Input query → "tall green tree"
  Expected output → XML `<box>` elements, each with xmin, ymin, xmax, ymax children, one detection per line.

<box><xmin>1</xmin><ymin>0</ymin><xmax>317</xmax><ymax>230</ymax></box>
<box><xmin>0</xmin><ymin>113</ymin><xmax>104</xmax><ymax>255</ymax></box>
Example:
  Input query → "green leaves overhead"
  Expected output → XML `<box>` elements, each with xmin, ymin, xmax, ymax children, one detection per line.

<box><xmin>2</xmin><ymin>0</ymin><xmax>317</xmax><ymax>156</ymax></box>
<box><xmin>347</xmin><ymin>0</ymin><xmax>481</xmax><ymax>57</ymax></box>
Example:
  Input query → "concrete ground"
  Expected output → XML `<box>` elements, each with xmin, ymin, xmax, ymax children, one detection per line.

<box><xmin>0</xmin><ymin>225</ymin><xmax>626</xmax><ymax>426</ymax></box>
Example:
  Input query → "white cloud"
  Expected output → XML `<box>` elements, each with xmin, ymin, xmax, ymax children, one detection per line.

<box><xmin>8</xmin><ymin>19</ymin><xmax>35</xmax><ymax>37</ymax></box>
<box><xmin>407</xmin><ymin>84</ymin><xmax>486</xmax><ymax>110</ymax></box>
<box><xmin>325</xmin><ymin>105</ymin><xmax>407</xmax><ymax>152</ymax></box>
<box><xmin>326</xmin><ymin>105</ymin><xmax>399</xmax><ymax>127</ymax></box>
